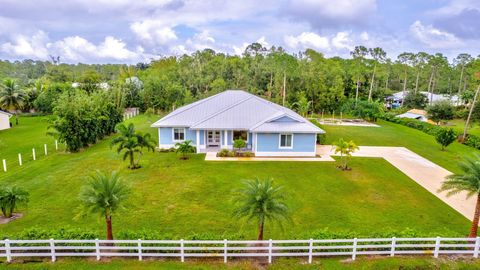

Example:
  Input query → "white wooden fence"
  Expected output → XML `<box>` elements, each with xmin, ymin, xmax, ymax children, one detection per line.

<box><xmin>1</xmin><ymin>237</ymin><xmax>479</xmax><ymax>263</ymax></box>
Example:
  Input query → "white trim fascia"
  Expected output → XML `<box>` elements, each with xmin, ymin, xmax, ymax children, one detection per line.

<box><xmin>196</xmin><ymin>130</ymin><xmax>200</xmax><ymax>153</ymax></box>
<box><xmin>278</xmin><ymin>133</ymin><xmax>294</xmax><ymax>149</ymax></box>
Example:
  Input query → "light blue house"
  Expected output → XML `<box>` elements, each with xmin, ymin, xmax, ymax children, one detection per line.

<box><xmin>151</xmin><ymin>90</ymin><xmax>324</xmax><ymax>157</ymax></box>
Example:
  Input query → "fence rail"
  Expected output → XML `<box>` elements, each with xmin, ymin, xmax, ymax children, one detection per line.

<box><xmin>1</xmin><ymin>237</ymin><xmax>479</xmax><ymax>263</ymax></box>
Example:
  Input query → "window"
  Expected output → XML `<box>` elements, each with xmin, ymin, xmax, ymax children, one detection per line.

<box><xmin>173</xmin><ymin>128</ymin><xmax>185</xmax><ymax>141</ymax></box>
<box><xmin>279</xmin><ymin>134</ymin><xmax>293</xmax><ymax>149</ymax></box>
<box><xmin>233</xmin><ymin>130</ymin><xmax>248</xmax><ymax>141</ymax></box>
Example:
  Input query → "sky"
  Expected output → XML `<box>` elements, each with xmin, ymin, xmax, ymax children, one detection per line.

<box><xmin>0</xmin><ymin>0</ymin><xmax>479</xmax><ymax>64</ymax></box>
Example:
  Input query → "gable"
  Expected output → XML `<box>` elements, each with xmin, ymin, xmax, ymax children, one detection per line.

<box><xmin>269</xmin><ymin>115</ymin><xmax>300</xmax><ymax>123</ymax></box>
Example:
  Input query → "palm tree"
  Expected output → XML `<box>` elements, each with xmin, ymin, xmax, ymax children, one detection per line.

<box><xmin>233</xmin><ymin>178</ymin><xmax>290</xmax><ymax>240</ymax></box>
<box><xmin>77</xmin><ymin>171</ymin><xmax>130</xmax><ymax>240</ymax></box>
<box><xmin>332</xmin><ymin>138</ymin><xmax>359</xmax><ymax>170</ymax></box>
<box><xmin>111</xmin><ymin>123</ymin><xmax>156</xmax><ymax>169</ymax></box>
<box><xmin>0</xmin><ymin>78</ymin><xmax>24</xmax><ymax>125</ymax></box>
<box><xmin>0</xmin><ymin>186</ymin><xmax>29</xmax><ymax>218</ymax></box>
<box><xmin>440</xmin><ymin>155</ymin><xmax>480</xmax><ymax>237</ymax></box>
<box><xmin>175</xmin><ymin>140</ymin><xmax>196</xmax><ymax>159</ymax></box>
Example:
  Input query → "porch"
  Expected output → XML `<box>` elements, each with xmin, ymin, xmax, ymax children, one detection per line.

<box><xmin>195</xmin><ymin>129</ymin><xmax>252</xmax><ymax>153</ymax></box>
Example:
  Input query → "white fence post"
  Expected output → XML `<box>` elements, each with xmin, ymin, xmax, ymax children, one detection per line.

<box><xmin>137</xmin><ymin>239</ymin><xmax>142</xmax><ymax>261</ymax></box>
<box><xmin>474</xmin><ymin>237</ymin><xmax>480</xmax><ymax>258</ymax></box>
<box><xmin>95</xmin><ymin>238</ymin><xmax>101</xmax><ymax>260</ymax></box>
<box><xmin>434</xmin><ymin>237</ymin><xmax>441</xmax><ymax>258</ymax></box>
<box><xmin>32</xmin><ymin>148</ymin><xmax>36</xmax><ymax>160</ymax></box>
<box><xmin>2</xmin><ymin>159</ymin><xmax>6</xmax><ymax>172</ymax></box>
<box><xmin>180</xmin><ymin>239</ymin><xmax>184</xmax><ymax>262</ymax></box>
<box><xmin>223</xmin><ymin>239</ymin><xmax>228</xmax><ymax>263</ymax></box>
<box><xmin>390</xmin><ymin>237</ymin><xmax>396</xmax><ymax>257</ymax></box>
<box><xmin>55</xmin><ymin>140</ymin><xmax>58</xmax><ymax>150</ymax></box>
<box><xmin>18</xmin><ymin>153</ymin><xmax>22</xmax><ymax>166</ymax></box>
<box><xmin>308</xmin><ymin>238</ymin><xmax>313</xmax><ymax>263</ymax></box>
<box><xmin>268</xmin><ymin>239</ymin><xmax>272</xmax><ymax>264</ymax></box>
<box><xmin>5</xmin><ymin>239</ymin><xmax>11</xmax><ymax>262</ymax></box>
<box><xmin>352</xmin><ymin>238</ymin><xmax>357</xmax><ymax>260</ymax></box>
<box><xmin>44</xmin><ymin>144</ymin><xmax>47</xmax><ymax>155</ymax></box>
<box><xmin>50</xmin><ymin>238</ymin><xmax>56</xmax><ymax>262</ymax></box>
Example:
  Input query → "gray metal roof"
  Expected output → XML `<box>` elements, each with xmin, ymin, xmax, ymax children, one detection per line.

<box><xmin>0</xmin><ymin>110</ymin><xmax>12</xmax><ymax>117</ymax></box>
<box><xmin>151</xmin><ymin>90</ymin><xmax>323</xmax><ymax>133</ymax></box>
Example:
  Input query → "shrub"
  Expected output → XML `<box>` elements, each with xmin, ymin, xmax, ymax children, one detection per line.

<box><xmin>403</xmin><ymin>91</ymin><xmax>428</xmax><ymax>109</ymax></box>
<box><xmin>435</xmin><ymin>128</ymin><xmax>457</xmax><ymax>151</ymax></box>
<box><xmin>233</xmin><ymin>139</ymin><xmax>246</xmax><ymax>149</ymax></box>
<box><xmin>217</xmin><ymin>149</ymin><xmax>234</xmax><ymax>157</ymax></box>
<box><xmin>465</xmin><ymin>135</ymin><xmax>480</xmax><ymax>149</ymax></box>
<box><xmin>238</xmin><ymin>151</ymin><xmax>255</xmax><ymax>157</ymax></box>
<box><xmin>426</xmin><ymin>100</ymin><xmax>454</xmax><ymax>125</ymax></box>
<box><xmin>341</xmin><ymin>99</ymin><xmax>384</xmax><ymax>122</ymax></box>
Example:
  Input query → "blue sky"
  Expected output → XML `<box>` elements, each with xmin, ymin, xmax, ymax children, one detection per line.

<box><xmin>0</xmin><ymin>0</ymin><xmax>478</xmax><ymax>63</ymax></box>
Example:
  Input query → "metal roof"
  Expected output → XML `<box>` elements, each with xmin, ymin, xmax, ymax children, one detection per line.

<box><xmin>151</xmin><ymin>90</ymin><xmax>323</xmax><ymax>133</ymax></box>
<box><xmin>0</xmin><ymin>110</ymin><xmax>12</xmax><ymax>117</ymax></box>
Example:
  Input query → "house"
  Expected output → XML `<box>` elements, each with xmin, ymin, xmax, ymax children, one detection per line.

<box><xmin>387</xmin><ymin>91</ymin><xmax>461</xmax><ymax>107</ymax></box>
<box><xmin>396</xmin><ymin>109</ymin><xmax>429</xmax><ymax>122</ymax></box>
<box><xmin>151</xmin><ymin>90</ymin><xmax>324</xmax><ymax>157</ymax></box>
<box><xmin>0</xmin><ymin>110</ymin><xmax>12</xmax><ymax>130</ymax></box>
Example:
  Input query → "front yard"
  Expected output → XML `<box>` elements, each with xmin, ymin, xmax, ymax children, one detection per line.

<box><xmin>0</xmin><ymin>115</ymin><xmax>471</xmax><ymax>239</ymax></box>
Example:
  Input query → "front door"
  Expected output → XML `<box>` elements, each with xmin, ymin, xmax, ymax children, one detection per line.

<box><xmin>207</xmin><ymin>131</ymin><xmax>221</xmax><ymax>146</ymax></box>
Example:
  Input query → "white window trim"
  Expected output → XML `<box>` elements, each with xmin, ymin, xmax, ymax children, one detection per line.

<box><xmin>279</xmin><ymin>133</ymin><xmax>294</xmax><ymax>149</ymax></box>
<box><xmin>172</xmin><ymin>128</ymin><xmax>186</xmax><ymax>142</ymax></box>
<box><xmin>231</xmin><ymin>130</ymin><xmax>249</xmax><ymax>143</ymax></box>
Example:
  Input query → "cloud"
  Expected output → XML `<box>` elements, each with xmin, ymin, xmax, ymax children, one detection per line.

<box><xmin>1</xmin><ymin>31</ymin><xmax>49</xmax><ymax>59</ymax></box>
<box><xmin>332</xmin><ymin>32</ymin><xmax>353</xmax><ymax>50</ymax></box>
<box><xmin>284</xmin><ymin>32</ymin><xmax>330</xmax><ymax>51</ymax></box>
<box><xmin>409</xmin><ymin>20</ymin><xmax>462</xmax><ymax>49</ymax></box>
<box><xmin>130</xmin><ymin>20</ymin><xmax>178</xmax><ymax>46</ymax></box>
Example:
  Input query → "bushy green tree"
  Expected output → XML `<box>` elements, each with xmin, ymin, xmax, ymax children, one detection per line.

<box><xmin>403</xmin><ymin>91</ymin><xmax>428</xmax><ymax>109</ymax></box>
<box><xmin>341</xmin><ymin>99</ymin><xmax>384</xmax><ymax>122</ymax></box>
<box><xmin>435</xmin><ymin>128</ymin><xmax>457</xmax><ymax>150</ymax></box>
<box><xmin>427</xmin><ymin>101</ymin><xmax>454</xmax><ymax>125</ymax></box>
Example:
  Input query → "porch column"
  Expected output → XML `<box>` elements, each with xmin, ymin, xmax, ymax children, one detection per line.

<box><xmin>224</xmin><ymin>130</ymin><xmax>228</xmax><ymax>147</ymax></box>
<box><xmin>196</xmin><ymin>130</ymin><xmax>200</xmax><ymax>153</ymax></box>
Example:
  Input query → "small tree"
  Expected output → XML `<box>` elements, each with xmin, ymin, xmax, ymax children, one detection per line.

<box><xmin>0</xmin><ymin>186</ymin><xmax>29</xmax><ymax>218</ymax></box>
<box><xmin>435</xmin><ymin>128</ymin><xmax>457</xmax><ymax>151</ymax></box>
<box><xmin>403</xmin><ymin>91</ymin><xmax>428</xmax><ymax>109</ymax></box>
<box><xmin>111</xmin><ymin>123</ymin><xmax>156</xmax><ymax>169</ymax></box>
<box><xmin>175</xmin><ymin>140</ymin><xmax>196</xmax><ymax>160</ymax></box>
<box><xmin>233</xmin><ymin>178</ymin><xmax>290</xmax><ymax>240</ymax></box>
<box><xmin>332</xmin><ymin>138</ymin><xmax>359</xmax><ymax>170</ymax></box>
<box><xmin>427</xmin><ymin>100</ymin><xmax>454</xmax><ymax>125</ymax></box>
<box><xmin>77</xmin><ymin>171</ymin><xmax>130</xmax><ymax>240</ymax></box>
<box><xmin>233</xmin><ymin>139</ymin><xmax>246</xmax><ymax>151</ymax></box>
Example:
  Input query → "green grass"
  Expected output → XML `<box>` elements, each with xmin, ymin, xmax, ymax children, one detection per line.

<box><xmin>1</xmin><ymin>257</ymin><xmax>480</xmax><ymax>270</ymax></box>
<box><xmin>0</xmin><ymin>115</ymin><xmax>471</xmax><ymax>239</ymax></box>
<box><xmin>323</xmin><ymin>119</ymin><xmax>479</xmax><ymax>174</ymax></box>
<box><xmin>449</xmin><ymin>119</ymin><xmax>480</xmax><ymax>137</ymax></box>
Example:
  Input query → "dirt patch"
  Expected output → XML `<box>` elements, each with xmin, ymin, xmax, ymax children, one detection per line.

<box><xmin>0</xmin><ymin>213</ymin><xmax>23</xmax><ymax>224</ymax></box>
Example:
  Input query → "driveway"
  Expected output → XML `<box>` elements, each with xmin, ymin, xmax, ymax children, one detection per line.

<box><xmin>317</xmin><ymin>145</ymin><xmax>475</xmax><ymax>221</ymax></box>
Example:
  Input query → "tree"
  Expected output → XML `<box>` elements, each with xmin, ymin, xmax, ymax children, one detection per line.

<box><xmin>0</xmin><ymin>186</ymin><xmax>29</xmax><ymax>218</ymax></box>
<box><xmin>439</xmin><ymin>155</ymin><xmax>480</xmax><ymax>237</ymax></box>
<box><xmin>454</xmin><ymin>54</ymin><xmax>474</xmax><ymax>95</ymax></box>
<box><xmin>0</xmin><ymin>78</ymin><xmax>25</xmax><ymax>125</ymax></box>
<box><xmin>292</xmin><ymin>92</ymin><xmax>311</xmax><ymax>116</ymax></box>
<box><xmin>403</xmin><ymin>91</ymin><xmax>428</xmax><ymax>109</ymax></box>
<box><xmin>111</xmin><ymin>123</ymin><xmax>156</xmax><ymax>169</ymax></box>
<box><xmin>77</xmin><ymin>171</ymin><xmax>130</xmax><ymax>240</ymax></box>
<box><xmin>350</xmin><ymin>46</ymin><xmax>369</xmax><ymax>104</ymax></box>
<box><xmin>435</xmin><ymin>128</ymin><xmax>457</xmax><ymax>151</ymax></box>
<box><xmin>368</xmin><ymin>47</ymin><xmax>387</xmax><ymax>101</ymax></box>
<box><xmin>233</xmin><ymin>178</ymin><xmax>290</xmax><ymax>240</ymax></box>
<box><xmin>332</xmin><ymin>138</ymin><xmax>359</xmax><ymax>170</ymax></box>
<box><xmin>397</xmin><ymin>52</ymin><xmax>415</xmax><ymax>104</ymax></box>
<box><xmin>462</xmin><ymin>72</ymin><xmax>480</xmax><ymax>141</ymax></box>
<box><xmin>175</xmin><ymin>140</ymin><xmax>196</xmax><ymax>160</ymax></box>
<box><xmin>426</xmin><ymin>101</ymin><xmax>454</xmax><ymax>125</ymax></box>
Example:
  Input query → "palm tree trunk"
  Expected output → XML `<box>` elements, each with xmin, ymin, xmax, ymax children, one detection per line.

<box><xmin>458</xmin><ymin>65</ymin><xmax>465</xmax><ymax>95</ymax></box>
<box><xmin>415</xmin><ymin>70</ymin><xmax>420</xmax><ymax>93</ymax></box>
<box><xmin>129</xmin><ymin>152</ymin><xmax>134</xmax><ymax>168</ymax></box>
<box><xmin>368</xmin><ymin>64</ymin><xmax>376</xmax><ymax>101</ymax></box>
<box><xmin>462</xmin><ymin>84</ymin><xmax>480</xmax><ymax>141</ymax></box>
<box><xmin>469</xmin><ymin>194</ymin><xmax>480</xmax><ymax>238</ymax></box>
<box><xmin>355</xmin><ymin>79</ymin><xmax>360</xmax><ymax>105</ymax></box>
<box><xmin>257</xmin><ymin>220</ymin><xmax>264</xmax><ymax>240</ymax></box>
<box><xmin>106</xmin><ymin>213</ymin><xmax>114</xmax><ymax>240</ymax></box>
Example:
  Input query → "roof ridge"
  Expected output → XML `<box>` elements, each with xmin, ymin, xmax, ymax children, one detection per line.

<box><xmin>190</xmin><ymin>94</ymin><xmax>254</xmax><ymax>128</ymax></box>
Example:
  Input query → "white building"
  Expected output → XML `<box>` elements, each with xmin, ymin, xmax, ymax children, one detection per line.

<box><xmin>0</xmin><ymin>110</ymin><xmax>12</xmax><ymax>130</ymax></box>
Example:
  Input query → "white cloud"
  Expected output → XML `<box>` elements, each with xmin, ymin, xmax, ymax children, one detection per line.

<box><xmin>409</xmin><ymin>20</ymin><xmax>462</xmax><ymax>49</ymax></box>
<box><xmin>1</xmin><ymin>31</ymin><xmax>49</xmax><ymax>59</ymax></box>
<box><xmin>360</xmin><ymin>31</ymin><xmax>369</xmax><ymax>41</ymax></box>
<box><xmin>130</xmin><ymin>20</ymin><xmax>178</xmax><ymax>45</ymax></box>
<box><xmin>332</xmin><ymin>32</ymin><xmax>353</xmax><ymax>50</ymax></box>
<box><xmin>284</xmin><ymin>32</ymin><xmax>330</xmax><ymax>51</ymax></box>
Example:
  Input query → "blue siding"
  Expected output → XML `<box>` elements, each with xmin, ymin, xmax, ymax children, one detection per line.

<box><xmin>248</xmin><ymin>133</ymin><xmax>253</xmax><ymax>145</ymax></box>
<box><xmin>200</xmin><ymin>130</ymin><xmax>205</xmax><ymax>145</ymax></box>
<box><xmin>159</xmin><ymin>127</ymin><xmax>197</xmax><ymax>145</ymax></box>
<box><xmin>271</xmin><ymin>116</ymin><xmax>298</xmax><ymax>122</ymax></box>
<box><xmin>256</xmin><ymin>133</ymin><xmax>315</xmax><ymax>152</ymax></box>
<box><xmin>186</xmin><ymin>128</ymin><xmax>196</xmax><ymax>144</ymax></box>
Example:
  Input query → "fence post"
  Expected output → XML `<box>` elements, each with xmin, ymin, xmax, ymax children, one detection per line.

<box><xmin>474</xmin><ymin>237</ymin><xmax>480</xmax><ymax>258</ymax></box>
<box><xmin>95</xmin><ymin>238</ymin><xmax>101</xmax><ymax>261</ymax></box>
<box><xmin>2</xmin><ymin>159</ymin><xmax>6</xmax><ymax>172</ymax></box>
<box><xmin>50</xmin><ymin>238</ymin><xmax>56</xmax><ymax>262</ymax></box>
<box><xmin>5</xmin><ymin>239</ymin><xmax>11</xmax><ymax>262</ymax></box>
<box><xmin>223</xmin><ymin>239</ymin><xmax>228</xmax><ymax>263</ymax></box>
<box><xmin>268</xmin><ymin>239</ymin><xmax>272</xmax><ymax>264</ymax></box>
<box><xmin>434</xmin><ymin>237</ymin><xmax>440</xmax><ymax>258</ymax></box>
<box><xmin>44</xmin><ymin>144</ymin><xmax>48</xmax><ymax>155</ymax></box>
<box><xmin>137</xmin><ymin>239</ymin><xmax>142</xmax><ymax>261</ymax></box>
<box><xmin>55</xmin><ymin>140</ymin><xmax>58</xmax><ymax>151</ymax></box>
<box><xmin>308</xmin><ymin>238</ymin><xmax>313</xmax><ymax>263</ymax></box>
<box><xmin>351</xmin><ymin>238</ymin><xmax>357</xmax><ymax>260</ymax></box>
<box><xmin>32</xmin><ymin>148</ymin><xmax>36</xmax><ymax>160</ymax></box>
<box><xmin>390</xmin><ymin>237</ymin><xmax>396</xmax><ymax>257</ymax></box>
<box><xmin>180</xmin><ymin>239</ymin><xmax>184</xmax><ymax>262</ymax></box>
<box><xmin>18</xmin><ymin>153</ymin><xmax>22</xmax><ymax>166</ymax></box>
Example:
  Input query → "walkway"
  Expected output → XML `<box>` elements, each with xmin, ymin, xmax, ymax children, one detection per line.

<box><xmin>317</xmin><ymin>145</ymin><xmax>475</xmax><ymax>221</ymax></box>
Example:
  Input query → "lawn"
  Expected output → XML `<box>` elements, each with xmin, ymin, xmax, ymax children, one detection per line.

<box><xmin>0</xmin><ymin>115</ymin><xmax>471</xmax><ymax>240</ymax></box>
<box><xmin>449</xmin><ymin>119</ymin><xmax>480</xmax><ymax>137</ymax></box>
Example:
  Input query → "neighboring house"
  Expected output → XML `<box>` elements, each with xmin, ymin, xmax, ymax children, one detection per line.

<box><xmin>0</xmin><ymin>110</ymin><xmax>12</xmax><ymax>130</ymax></box>
<box><xmin>151</xmin><ymin>90</ymin><xmax>324</xmax><ymax>157</ymax></box>
<box><xmin>396</xmin><ymin>109</ymin><xmax>429</xmax><ymax>122</ymax></box>
<box><xmin>387</xmin><ymin>91</ymin><xmax>460</xmax><ymax>106</ymax></box>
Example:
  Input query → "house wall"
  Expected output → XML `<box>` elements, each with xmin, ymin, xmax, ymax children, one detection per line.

<box><xmin>255</xmin><ymin>133</ymin><xmax>316</xmax><ymax>157</ymax></box>
<box><xmin>158</xmin><ymin>127</ymin><xmax>197</xmax><ymax>148</ymax></box>
<box><xmin>0</xmin><ymin>114</ymin><xmax>10</xmax><ymax>130</ymax></box>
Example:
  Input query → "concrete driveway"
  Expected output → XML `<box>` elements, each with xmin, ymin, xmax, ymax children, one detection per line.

<box><xmin>317</xmin><ymin>145</ymin><xmax>475</xmax><ymax>221</ymax></box>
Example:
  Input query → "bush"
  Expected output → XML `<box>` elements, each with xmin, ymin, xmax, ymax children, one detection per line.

<box><xmin>233</xmin><ymin>139</ymin><xmax>246</xmax><ymax>149</ymax></box>
<box><xmin>217</xmin><ymin>149</ymin><xmax>235</xmax><ymax>157</ymax></box>
<box><xmin>435</xmin><ymin>128</ymin><xmax>457</xmax><ymax>150</ymax></box>
<box><xmin>426</xmin><ymin>100</ymin><xmax>454</xmax><ymax>124</ymax></box>
<box><xmin>403</xmin><ymin>91</ymin><xmax>428</xmax><ymax>109</ymax></box>
<box><xmin>465</xmin><ymin>135</ymin><xmax>480</xmax><ymax>149</ymax></box>
<box><xmin>341</xmin><ymin>99</ymin><xmax>384</xmax><ymax>122</ymax></box>
<box><xmin>158</xmin><ymin>147</ymin><xmax>175</xmax><ymax>153</ymax></box>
